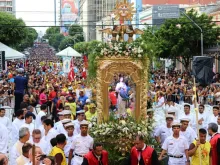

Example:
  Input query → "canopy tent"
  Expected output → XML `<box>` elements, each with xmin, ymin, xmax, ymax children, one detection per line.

<box><xmin>0</xmin><ymin>42</ymin><xmax>25</xmax><ymax>60</ymax></box>
<box><xmin>56</xmin><ymin>47</ymin><xmax>82</xmax><ymax>57</ymax></box>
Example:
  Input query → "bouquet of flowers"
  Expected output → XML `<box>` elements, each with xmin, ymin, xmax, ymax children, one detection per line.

<box><xmin>90</xmin><ymin>113</ymin><xmax>157</xmax><ymax>164</ymax></box>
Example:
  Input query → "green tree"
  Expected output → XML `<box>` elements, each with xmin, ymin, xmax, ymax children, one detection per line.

<box><xmin>0</xmin><ymin>12</ymin><xmax>27</xmax><ymax>46</ymax></box>
<box><xmin>151</xmin><ymin>9</ymin><xmax>219</xmax><ymax>70</ymax></box>
<box><xmin>19</xmin><ymin>28</ymin><xmax>38</xmax><ymax>50</ymax></box>
<box><xmin>49</xmin><ymin>33</ymin><xmax>65</xmax><ymax>51</ymax></box>
<box><xmin>68</xmin><ymin>24</ymin><xmax>85</xmax><ymax>42</ymax></box>
<box><xmin>59</xmin><ymin>36</ymin><xmax>75</xmax><ymax>50</ymax></box>
<box><xmin>44</xmin><ymin>27</ymin><xmax>60</xmax><ymax>39</ymax></box>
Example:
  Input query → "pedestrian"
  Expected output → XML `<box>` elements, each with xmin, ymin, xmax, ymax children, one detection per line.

<box><xmin>188</xmin><ymin>128</ymin><xmax>211</xmax><ymax>165</ymax></box>
<box><xmin>208</xmin><ymin>123</ymin><xmax>220</xmax><ymax>165</ymax></box>
<box><xmin>68</xmin><ymin>121</ymin><xmax>94</xmax><ymax>165</ymax></box>
<box><xmin>49</xmin><ymin>133</ymin><xmax>67</xmax><ymax>165</ymax></box>
<box><xmin>14</xmin><ymin>68</ymin><xmax>28</xmax><ymax>113</ymax></box>
<box><xmin>82</xmin><ymin>142</ymin><xmax>108</xmax><ymax>165</ymax></box>
<box><xmin>159</xmin><ymin>122</ymin><xmax>190</xmax><ymax>165</ymax></box>
<box><xmin>126</xmin><ymin>135</ymin><xmax>159</xmax><ymax>165</ymax></box>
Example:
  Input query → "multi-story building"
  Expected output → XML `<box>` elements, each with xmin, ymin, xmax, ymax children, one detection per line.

<box><xmin>0</xmin><ymin>0</ymin><xmax>15</xmax><ymax>15</ymax></box>
<box><xmin>79</xmin><ymin>0</ymin><xmax>117</xmax><ymax>41</ymax></box>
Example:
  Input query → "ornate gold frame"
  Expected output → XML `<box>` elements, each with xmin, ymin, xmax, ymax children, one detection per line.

<box><xmin>96</xmin><ymin>57</ymin><xmax>149</xmax><ymax>123</ymax></box>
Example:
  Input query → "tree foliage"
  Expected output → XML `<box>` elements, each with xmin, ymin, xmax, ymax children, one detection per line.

<box><xmin>44</xmin><ymin>27</ymin><xmax>60</xmax><ymax>39</ymax></box>
<box><xmin>19</xmin><ymin>28</ymin><xmax>38</xmax><ymax>50</ymax></box>
<box><xmin>141</xmin><ymin>9</ymin><xmax>220</xmax><ymax>70</ymax></box>
<box><xmin>48</xmin><ymin>33</ymin><xmax>65</xmax><ymax>51</ymax></box>
<box><xmin>0</xmin><ymin>12</ymin><xmax>27</xmax><ymax>46</ymax></box>
<box><xmin>68</xmin><ymin>24</ymin><xmax>85</xmax><ymax>43</ymax></box>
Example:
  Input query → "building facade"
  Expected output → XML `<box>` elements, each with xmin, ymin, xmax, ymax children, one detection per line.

<box><xmin>0</xmin><ymin>0</ymin><xmax>15</xmax><ymax>15</ymax></box>
<box><xmin>79</xmin><ymin>0</ymin><xmax>117</xmax><ymax>41</ymax></box>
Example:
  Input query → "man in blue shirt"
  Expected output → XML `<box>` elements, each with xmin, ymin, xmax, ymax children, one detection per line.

<box><xmin>77</xmin><ymin>91</ymin><xmax>88</xmax><ymax>109</ymax></box>
<box><xmin>14</xmin><ymin>68</ymin><xmax>28</xmax><ymax>113</ymax></box>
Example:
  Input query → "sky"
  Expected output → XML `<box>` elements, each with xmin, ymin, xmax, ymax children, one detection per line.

<box><xmin>16</xmin><ymin>0</ymin><xmax>55</xmax><ymax>34</ymax></box>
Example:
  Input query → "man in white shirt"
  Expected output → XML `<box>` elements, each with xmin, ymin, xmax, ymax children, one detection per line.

<box><xmin>0</xmin><ymin>108</ymin><xmax>11</xmax><ymax>132</ymax></box>
<box><xmin>159</xmin><ymin>122</ymin><xmax>190</xmax><ymax>165</ymax></box>
<box><xmin>155</xmin><ymin>114</ymin><xmax>174</xmax><ymax>146</ymax></box>
<box><xmin>29</xmin><ymin>129</ymin><xmax>48</xmax><ymax>154</ymax></box>
<box><xmin>217</xmin><ymin>115</ymin><xmax>220</xmax><ymax>133</ymax></box>
<box><xmin>16</xmin><ymin>143</ymin><xmax>32</xmax><ymax>165</ymax></box>
<box><xmin>56</xmin><ymin>118</ymin><xmax>72</xmax><ymax>136</ymax></box>
<box><xmin>54</xmin><ymin>111</ymin><xmax>64</xmax><ymax>130</ymax></box>
<box><xmin>0</xmin><ymin>123</ymin><xmax>9</xmax><ymax>154</ymax></box>
<box><xmin>10</xmin><ymin>127</ymin><xmax>30</xmax><ymax>165</ymax></box>
<box><xmin>209</xmin><ymin>106</ymin><xmax>219</xmax><ymax>124</ymax></box>
<box><xmin>35</xmin><ymin>104</ymin><xmax>47</xmax><ymax>129</ymax></box>
<box><xmin>21</xmin><ymin>112</ymin><xmax>36</xmax><ymax>136</ymax></box>
<box><xmin>43</xmin><ymin>119</ymin><xmax>58</xmax><ymax>154</ymax></box>
<box><xmin>180</xmin><ymin>118</ymin><xmax>197</xmax><ymax>145</ymax></box>
<box><xmin>64</xmin><ymin>122</ymin><xmax>77</xmax><ymax>164</ymax></box>
<box><xmin>69</xmin><ymin>121</ymin><xmax>94</xmax><ymax>165</ymax></box>
<box><xmin>11</xmin><ymin>110</ymin><xmax>25</xmax><ymax>145</ymax></box>
<box><xmin>198</xmin><ymin>104</ymin><xmax>209</xmax><ymax>129</ymax></box>
<box><xmin>73</xmin><ymin>110</ymin><xmax>86</xmax><ymax>135</ymax></box>
<box><xmin>178</xmin><ymin>104</ymin><xmax>196</xmax><ymax>131</ymax></box>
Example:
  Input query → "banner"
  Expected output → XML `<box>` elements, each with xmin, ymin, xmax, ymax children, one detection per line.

<box><xmin>62</xmin><ymin>56</ymin><xmax>72</xmax><ymax>73</ymax></box>
<box><xmin>61</xmin><ymin>0</ymin><xmax>79</xmax><ymax>35</ymax></box>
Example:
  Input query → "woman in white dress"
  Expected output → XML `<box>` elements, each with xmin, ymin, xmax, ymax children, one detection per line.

<box><xmin>115</xmin><ymin>77</ymin><xmax>127</xmax><ymax>115</ymax></box>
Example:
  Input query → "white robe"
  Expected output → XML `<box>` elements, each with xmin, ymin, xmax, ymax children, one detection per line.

<box><xmin>11</xmin><ymin>118</ymin><xmax>25</xmax><ymax>145</ymax></box>
<box><xmin>0</xmin><ymin>123</ymin><xmax>9</xmax><ymax>154</ymax></box>
<box><xmin>115</xmin><ymin>82</ymin><xmax>127</xmax><ymax>115</ymax></box>
<box><xmin>0</xmin><ymin>116</ymin><xmax>11</xmax><ymax>132</ymax></box>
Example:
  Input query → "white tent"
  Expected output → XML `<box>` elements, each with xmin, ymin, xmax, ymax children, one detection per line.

<box><xmin>56</xmin><ymin>47</ymin><xmax>82</xmax><ymax>57</ymax></box>
<box><xmin>0</xmin><ymin>42</ymin><xmax>25</xmax><ymax>60</ymax></box>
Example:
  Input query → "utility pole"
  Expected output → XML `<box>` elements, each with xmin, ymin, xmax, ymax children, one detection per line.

<box><xmin>102</xmin><ymin>21</ymin><xmax>104</xmax><ymax>42</ymax></box>
<box><xmin>54</xmin><ymin>0</ymin><xmax>57</xmax><ymax>26</ymax></box>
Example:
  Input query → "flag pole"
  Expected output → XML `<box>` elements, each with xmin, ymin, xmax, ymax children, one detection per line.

<box><xmin>193</xmin><ymin>77</ymin><xmax>202</xmax><ymax>165</ymax></box>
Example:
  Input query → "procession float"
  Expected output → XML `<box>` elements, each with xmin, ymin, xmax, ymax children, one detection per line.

<box><xmin>87</xmin><ymin>0</ymin><xmax>159</xmax><ymax>164</ymax></box>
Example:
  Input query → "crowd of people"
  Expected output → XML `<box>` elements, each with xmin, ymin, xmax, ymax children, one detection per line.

<box><xmin>0</xmin><ymin>42</ymin><xmax>219</xmax><ymax>165</ymax></box>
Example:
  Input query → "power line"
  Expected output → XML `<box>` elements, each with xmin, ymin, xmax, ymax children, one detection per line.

<box><xmin>0</xmin><ymin>20</ymin><xmax>220</xmax><ymax>27</ymax></box>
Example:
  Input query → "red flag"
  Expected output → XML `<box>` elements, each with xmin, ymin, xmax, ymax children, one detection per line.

<box><xmin>68</xmin><ymin>58</ymin><xmax>75</xmax><ymax>81</ymax></box>
<box><xmin>83</xmin><ymin>55</ymin><xmax>88</xmax><ymax>69</ymax></box>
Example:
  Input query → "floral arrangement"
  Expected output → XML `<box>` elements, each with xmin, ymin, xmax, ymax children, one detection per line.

<box><xmin>97</xmin><ymin>41</ymin><xmax>144</xmax><ymax>58</ymax></box>
<box><xmin>89</xmin><ymin>114</ymin><xmax>158</xmax><ymax>164</ymax></box>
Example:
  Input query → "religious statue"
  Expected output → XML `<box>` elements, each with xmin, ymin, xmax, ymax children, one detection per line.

<box><xmin>99</xmin><ymin>0</ymin><xmax>144</xmax><ymax>43</ymax></box>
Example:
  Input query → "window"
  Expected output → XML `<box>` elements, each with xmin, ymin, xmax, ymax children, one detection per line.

<box><xmin>6</xmin><ymin>7</ymin><xmax>12</xmax><ymax>11</ymax></box>
<box><xmin>0</xmin><ymin>2</ymin><xmax>6</xmax><ymax>6</ymax></box>
<box><xmin>0</xmin><ymin>7</ymin><xmax>6</xmax><ymax>11</ymax></box>
<box><xmin>6</xmin><ymin>1</ymin><xmax>12</xmax><ymax>6</ymax></box>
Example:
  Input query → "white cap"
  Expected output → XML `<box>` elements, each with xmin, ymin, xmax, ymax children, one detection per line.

<box><xmin>76</xmin><ymin>110</ymin><xmax>85</xmax><ymax>114</ymax></box>
<box><xmin>172</xmin><ymin>122</ymin><xmax>181</xmax><ymax>127</ymax></box>
<box><xmin>61</xmin><ymin>119</ymin><xmax>71</xmax><ymax>124</ymax></box>
<box><xmin>57</xmin><ymin>111</ymin><xmax>64</xmax><ymax>116</ymax></box>
<box><xmin>64</xmin><ymin>122</ymin><xmax>74</xmax><ymax>128</ymax></box>
<box><xmin>63</xmin><ymin>110</ymin><xmax>72</xmax><ymax>115</ymax></box>
<box><xmin>86</xmin><ymin>99</ymin><xmax>91</xmax><ymax>103</ymax></box>
<box><xmin>80</xmin><ymin>120</ymin><xmax>89</xmax><ymax>126</ymax></box>
<box><xmin>180</xmin><ymin>118</ymin><xmax>191</xmax><ymax>122</ymax></box>
<box><xmin>165</xmin><ymin>114</ymin><xmax>174</xmax><ymax>119</ymax></box>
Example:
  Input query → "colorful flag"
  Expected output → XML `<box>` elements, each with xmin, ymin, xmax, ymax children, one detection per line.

<box><xmin>68</xmin><ymin>58</ymin><xmax>75</xmax><ymax>81</ymax></box>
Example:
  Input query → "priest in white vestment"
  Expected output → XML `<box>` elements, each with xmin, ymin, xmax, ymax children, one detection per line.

<box><xmin>10</xmin><ymin>127</ymin><xmax>30</xmax><ymax>165</ymax></box>
<box><xmin>0</xmin><ymin>123</ymin><xmax>9</xmax><ymax>154</ymax></box>
<box><xmin>0</xmin><ymin>108</ymin><xmax>11</xmax><ymax>132</ymax></box>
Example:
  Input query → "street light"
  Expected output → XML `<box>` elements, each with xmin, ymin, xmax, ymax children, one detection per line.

<box><xmin>180</xmin><ymin>11</ymin><xmax>203</xmax><ymax>56</ymax></box>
